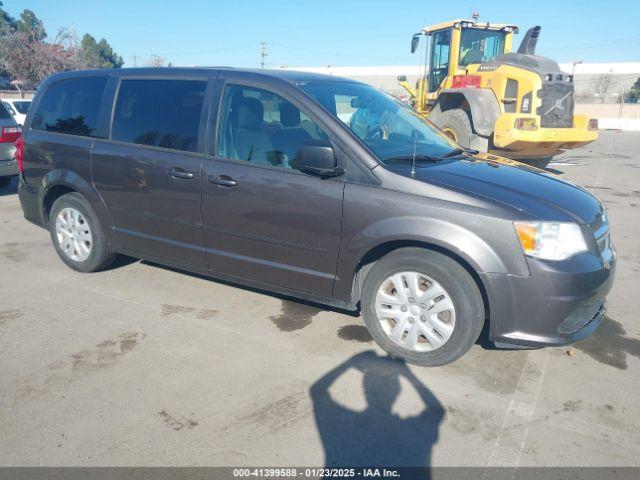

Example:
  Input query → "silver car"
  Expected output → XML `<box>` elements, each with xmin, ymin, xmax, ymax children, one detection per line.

<box><xmin>0</xmin><ymin>102</ymin><xmax>19</xmax><ymax>188</ymax></box>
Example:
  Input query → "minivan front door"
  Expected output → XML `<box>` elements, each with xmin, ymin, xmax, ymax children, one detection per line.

<box><xmin>92</xmin><ymin>77</ymin><xmax>210</xmax><ymax>266</ymax></box>
<box><xmin>202</xmin><ymin>83</ymin><xmax>345</xmax><ymax>297</ymax></box>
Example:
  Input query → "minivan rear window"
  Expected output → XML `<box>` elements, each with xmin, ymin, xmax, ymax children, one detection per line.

<box><xmin>111</xmin><ymin>79</ymin><xmax>206</xmax><ymax>153</ymax></box>
<box><xmin>31</xmin><ymin>77</ymin><xmax>107</xmax><ymax>137</ymax></box>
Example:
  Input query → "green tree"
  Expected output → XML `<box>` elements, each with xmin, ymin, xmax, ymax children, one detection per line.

<box><xmin>0</xmin><ymin>1</ymin><xmax>17</xmax><ymax>37</ymax></box>
<box><xmin>624</xmin><ymin>78</ymin><xmax>640</xmax><ymax>104</ymax></box>
<box><xmin>78</xmin><ymin>33</ymin><xmax>123</xmax><ymax>69</ymax></box>
<box><xmin>16</xmin><ymin>9</ymin><xmax>46</xmax><ymax>42</ymax></box>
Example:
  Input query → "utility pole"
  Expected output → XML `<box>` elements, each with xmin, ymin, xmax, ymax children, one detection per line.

<box><xmin>571</xmin><ymin>60</ymin><xmax>582</xmax><ymax>79</ymax></box>
<box><xmin>260</xmin><ymin>42</ymin><xmax>268</xmax><ymax>69</ymax></box>
<box><xmin>131</xmin><ymin>55</ymin><xmax>139</xmax><ymax>67</ymax></box>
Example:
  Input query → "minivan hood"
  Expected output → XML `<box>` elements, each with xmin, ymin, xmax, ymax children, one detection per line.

<box><xmin>384</xmin><ymin>155</ymin><xmax>602</xmax><ymax>224</ymax></box>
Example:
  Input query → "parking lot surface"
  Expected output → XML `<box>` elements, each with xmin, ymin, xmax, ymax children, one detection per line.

<box><xmin>1</xmin><ymin>131</ymin><xmax>639</xmax><ymax>467</ymax></box>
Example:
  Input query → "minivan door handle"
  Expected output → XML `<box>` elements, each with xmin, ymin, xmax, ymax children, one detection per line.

<box><xmin>208</xmin><ymin>175</ymin><xmax>238</xmax><ymax>187</ymax></box>
<box><xmin>168</xmin><ymin>167</ymin><xmax>195</xmax><ymax>179</ymax></box>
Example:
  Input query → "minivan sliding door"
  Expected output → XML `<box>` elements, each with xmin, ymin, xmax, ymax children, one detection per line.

<box><xmin>92</xmin><ymin>76</ymin><xmax>212</xmax><ymax>266</ymax></box>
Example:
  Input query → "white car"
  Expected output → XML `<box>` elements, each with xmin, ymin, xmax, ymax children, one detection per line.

<box><xmin>1</xmin><ymin>99</ymin><xmax>31</xmax><ymax>126</ymax></box>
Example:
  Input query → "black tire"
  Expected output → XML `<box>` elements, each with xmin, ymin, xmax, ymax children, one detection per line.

<box><xmin>49</xmin><ymin>192</ymin><xmax>117</xmax><ymax>272</ymax></box>
<box><xmin>430</xmin><ymin>109</ymin><xmax>474</xmax><ymax>148</ymax></box>
<box><xmin>361</xmin><ymin>248</ymin><xmax>485</xmax><ymax>367</ymax></box>
<box><xmin>0</xmin><ymin>176</ymin><xmax>13</xmax><ymax>188</ymax></box>
<box><xmin>523</xmin><ymin>157</ymin><xmax>553</xmax><ymax>169</ymax></box>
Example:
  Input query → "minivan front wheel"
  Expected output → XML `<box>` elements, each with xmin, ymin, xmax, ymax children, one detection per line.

<box><xmin>361</xmin><ymin>248</ymin><xmax>484</xmax><ymax>366</ymax></box>
<box><xmin>49</xmin><ymin>193</ymin><xmax>117</xmax><ymax>272</ymax></box>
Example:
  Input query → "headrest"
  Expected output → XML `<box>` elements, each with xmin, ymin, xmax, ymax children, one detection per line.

<box><xmin>237</xmin><ymin>97</ymin><xmax>263</xmax><ymax>128</ymax></box>
<box><xmin>280</xmin><ymin>102</ymin><xmax>301</xmax><ymax>127</ymax></box>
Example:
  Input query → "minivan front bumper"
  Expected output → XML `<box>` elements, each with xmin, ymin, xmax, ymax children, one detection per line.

<box><xmin>482</xmin><ymin>252</ymin><xmax>616</xmax><ymax>347</ymax></box>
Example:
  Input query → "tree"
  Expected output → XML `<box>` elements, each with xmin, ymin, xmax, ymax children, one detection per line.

<box><xmin>623</xmin><ymin>78</ymin><xmax>640</xmax><ymax>104</ymax></box>
<box><xmin>147</xmin><ymin>54</ymin><xmax>168</xmax><ymax>67</ymax></box>
<box><xmin>16</xmin><ymin>9</ymin><xmax>46</xmax><ymax>42</ymax></box>
<box><xmin>77</xmin><ymin>33</ymin><xmax>123</xmax><ymax>69</ymax></box>
<box><xmin>0</xmin><ymin>1</ymin><xmax>17</xmax><ymax>37</ymax></box>
<box><xmin>0</xmin><ymin>31</ymin><xmax>70</xmax><ymax>83</ymax></box>
<box><xmin>591</xmin><ymin>74</ymin><xmax>614</xmax><ymax>104</ymax></box>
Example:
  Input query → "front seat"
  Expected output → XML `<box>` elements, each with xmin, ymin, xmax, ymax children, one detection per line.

<box><xmin>233</xmin><ymin>97</ymin><xmax>275</xmax><ymax>165</ymax></box>
<box><xmin>272</xmin><ymin>102</ymin><xmax>312</xmax><ymax>163</ymax></box>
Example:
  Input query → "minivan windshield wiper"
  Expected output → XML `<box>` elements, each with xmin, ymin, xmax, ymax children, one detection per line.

<box><xmin>438</xmin><ymin>147</ymin><xmax>479</xmax><ymax>159</ymax></box>
<box><xmin>384</xmin><ymin>148</ymin><xmax>480</xmax><ymax>164</ymax></box>
<box><xmin>383</xmin><ymin>153</ymin><xmax>441</xmax><ymax>163</ymax></box>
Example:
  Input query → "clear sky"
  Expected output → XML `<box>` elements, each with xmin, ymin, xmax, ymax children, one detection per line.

<box><xmin>7</xmin><ymin>0</ymin><xmax>640</xmax><ymax>67</ymax></box>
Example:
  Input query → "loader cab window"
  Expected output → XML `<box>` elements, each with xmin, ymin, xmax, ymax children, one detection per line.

<box><xmin>459</xmin><ymin>28</ymin><xmax>506</xmax><ymax>67</ymax></box>
<box><xmin>428</xmin><ymin>29</ymin><xmax>451</xmax><ymax>93</ymax></box>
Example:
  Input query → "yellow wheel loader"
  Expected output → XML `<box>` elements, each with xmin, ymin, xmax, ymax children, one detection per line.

<box><xmin>398</xmin><ymin>20</ymin><xmax>598</xmax><ymax>167</ymax></box>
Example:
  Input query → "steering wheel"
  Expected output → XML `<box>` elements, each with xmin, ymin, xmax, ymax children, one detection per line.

<box><xmin>364</xmin><ymin>125</ymin><xmax>384</xmax><ymax>141</ymax></box>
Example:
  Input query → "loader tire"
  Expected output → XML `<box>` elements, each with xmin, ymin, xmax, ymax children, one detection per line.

<box><xmin>431</xmin><ymin>109</ymin><xmax>473</xmax><ymax>148</ymax></box>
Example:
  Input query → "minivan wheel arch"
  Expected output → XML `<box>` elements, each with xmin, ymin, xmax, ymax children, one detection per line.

<box><xmin>350</xmin><ymin>241</ymin><xmax>490</xmax><ymax>327</ymax></box>
<box><xmin>40</xmin><ymin>171</ymin><xmax>113</xmax><ymax>235</ymax></box>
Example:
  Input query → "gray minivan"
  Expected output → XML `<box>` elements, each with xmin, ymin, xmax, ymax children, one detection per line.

<box><xmin>17</xmin><ymin>68</ymin><xmax>616</xmax><ymax>366</ymax></box>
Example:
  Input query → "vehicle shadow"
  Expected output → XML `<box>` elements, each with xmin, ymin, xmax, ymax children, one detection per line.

<box><xmin>310</xmin><ymin>351</ymin><xmax>444</xmax><ymax>472</ymax></box>
<box><xmin>143</xmin><ymin>260</ymin><xmax>359</xmax><ymax>318</ymax></box>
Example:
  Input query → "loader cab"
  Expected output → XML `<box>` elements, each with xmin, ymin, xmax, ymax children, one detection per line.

<box><xmin>413</xmin><ymin>20</ymin><xmax>517</xmax><ymax>95</ymax></box>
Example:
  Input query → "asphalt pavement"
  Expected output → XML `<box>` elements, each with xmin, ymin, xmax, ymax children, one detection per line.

<box><xmin>0</xmin><ymin>131</ymin><xmax>639</xmax><ymax>468</ymax></box>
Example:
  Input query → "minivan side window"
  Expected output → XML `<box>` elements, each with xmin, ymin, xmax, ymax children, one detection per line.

<box><xmin>111</xmin><ymin>79</ymin><xmax>206</xmax><ymax>153</ymax></box>
<box><xmin>217</xmin><ymin>85</ymin><xmax>329</xmax><ymax>171</ymax></box>
<box><xmin>31</xmin><ymin>77</ymin><xmax>107</xmax><ymax>137</ymax></box>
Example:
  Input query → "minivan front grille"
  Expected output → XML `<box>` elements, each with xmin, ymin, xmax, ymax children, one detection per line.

<box><xmin>537</xmin><ymin>82</ymin><xmax>574</xmax><ymax>128</ymax></box>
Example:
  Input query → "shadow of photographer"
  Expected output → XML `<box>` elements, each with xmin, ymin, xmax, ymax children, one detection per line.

<box><xmin>310</xmin><ymin>350</ymin><xmax>444</xmax><ymax>470</ymax></box>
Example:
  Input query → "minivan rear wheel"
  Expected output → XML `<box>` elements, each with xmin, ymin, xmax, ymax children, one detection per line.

<box><xmin>49</xmin><ymin>192</ymin><xmax>117</xmax><ymax>272</ymax></box>
<box><xmin>361</xmin><ymin>248</ymin><xmax>484</xmax><ymax>366</ymax></box>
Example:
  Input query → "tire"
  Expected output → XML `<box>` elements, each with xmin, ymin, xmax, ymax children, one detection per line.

<box><xmin>0</xmin><ymin>176</ymin><xmax>13</xmax><ymax>188</ymax></box>
<box><xmin>361</xmin><ymin>248</ymin><xmax>484</xmax><ymax>367</ymax></box>
<box><xmin>430</xmin><ymin>109</ymin><xmax>474</xmax><ymax>148</ymax></box>
<box><xmin>49</xmin><ymin>192</ymin><xmax>117</xmax><ymax>272</ymax></box>
<box><xmin>523</xmin><ymin>157</ymin><xmax>553</xmax><ymax>169</ymax></box>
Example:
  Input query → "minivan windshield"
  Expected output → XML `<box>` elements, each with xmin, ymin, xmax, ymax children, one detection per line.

<box><xmin>299</xmin><ymin>81</ymin><xmax>457</xmax><ymax>164</ymax></box>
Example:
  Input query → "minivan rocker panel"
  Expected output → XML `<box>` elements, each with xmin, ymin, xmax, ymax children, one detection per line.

<box><xmin>17</xmin><ymin>67</ymin><xmax>615</xmax><ymax>366</ymax></box>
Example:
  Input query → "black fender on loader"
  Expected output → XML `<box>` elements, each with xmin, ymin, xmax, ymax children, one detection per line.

<box><xmin>428</xmin><ymin>88</ymin><xmax>501</xmax><ymax>152</ymax></box>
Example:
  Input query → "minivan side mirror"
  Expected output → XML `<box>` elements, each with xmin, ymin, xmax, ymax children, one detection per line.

<box><xmin>295</xmin><ymin>140</ymin><xmax>344</xmax><ymax>178</ymax></box>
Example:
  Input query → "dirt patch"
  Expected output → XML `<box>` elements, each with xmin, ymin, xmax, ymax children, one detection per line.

<box><xmin>573</xmin><ymin>316</ymin><xmax>640</xmax><ymax>370</ymax></box>
<box><xmin>0</xmin><ymin>242</ymin><xmax>23</xmax><ymax>262</ymax></box>
<box><xmin>337</xmin><ymin>325</ymin><xmax>373</xmax><ymax>343</ymax></box>
<box><xmin>71</xmin><ymin>332</ymin><xmax>145</xmax><ymax>372</ymax></box>
<box><xmin>195</xmin><ymin>308</ymin><xmax>219</xmax><ymax>319</ymax></box>
<box><xmin>158</xmin><ymin>409</ymin><xmax>198</xmax><ymax>431</ymax></box>
<box><xmin>269</xmin><ymin>301</ymin><xmax>321</xmax><ymax>332</ymax></box>
<box><xmin>561</xmin><ymin>400</ymin><xmax>583</xmax><ymax>412</ymax></box>
<box><xmin>610</xmin><ymin>190</ymin><xmax>640</xmax><ymax>198</ymax></box>
<box><xmin>226</xmin><ymin>391</ymin><xmax>310</xmax><ymax>434</ymax></box>
<box><xmin>161</xmin><ymin>304</ymin><xmax>196</xmax><ymax>316</ymax></box>
<box><xmin>0</xmin><ymin>308</ymin><xmax>23</xmax><ymax>328</ymax></box>
<box><xmin>161</xmin><ymin>304</ymin><xmax>218</xmax><ymax>319</ymax></box>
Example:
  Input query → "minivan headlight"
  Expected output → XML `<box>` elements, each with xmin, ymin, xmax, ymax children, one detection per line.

<box><xmin>514</xmin><ymin>221</ymin><xmax>587</xmax><ymax>261</ymax></box>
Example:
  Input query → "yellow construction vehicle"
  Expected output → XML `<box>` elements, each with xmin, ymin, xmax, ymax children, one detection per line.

<box><xmin>398</xmin><ymin>19</ymin><xmax>598</xmax><ymax>166</ymax></box>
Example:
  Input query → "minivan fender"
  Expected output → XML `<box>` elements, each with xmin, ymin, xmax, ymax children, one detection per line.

<box><xmin>40</xmin><ymin>169</ymin><xmax>113</xmax><ymax>232</ymax></box>
<box><xmin>336</xmin><ymin>216</ymin><xmax>529</xmax><ymax>303</ymax></box>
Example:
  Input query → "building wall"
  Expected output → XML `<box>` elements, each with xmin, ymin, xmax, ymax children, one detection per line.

<box><xmin>282</xmin><ymin>63</ymin><xmax>640</xmax><ymax>103</ymax></box>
